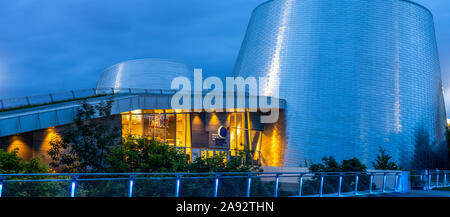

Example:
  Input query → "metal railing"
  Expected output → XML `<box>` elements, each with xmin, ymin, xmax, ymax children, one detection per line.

<box><xmin>0</xmin><ymin>87</ymin><xmax>285</xmax><ymax>112</ymax></box>
<box><xmin>410</xmin><ymin>170</ymin><xmax>450</xmax><ymax>190</ymax></box>
<box><xmin>0</xmin><ymin>171</ymin><xmax>403</xmax><ymax>197</ymax></box>
<box><xmin>0</xmin><ymin>88</ymin><xmax>180</xmax><ymax>111</ymax></box>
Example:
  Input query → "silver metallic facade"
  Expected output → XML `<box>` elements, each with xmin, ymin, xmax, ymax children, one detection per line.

<box><xmin>97</xmin><ymin>58</ymin><xmax>194</xmax><ymax>91</ymax></box>
<box><xmin>233</xmin><ymin>0</ymin><xmax>448</xmax><ymax>169</ymax></box>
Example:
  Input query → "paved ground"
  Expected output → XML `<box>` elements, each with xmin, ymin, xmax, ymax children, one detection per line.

<box><xmin>363</xmin><ymin>190</ymin><xmax>450</xmax><ymax>197</ymax></box>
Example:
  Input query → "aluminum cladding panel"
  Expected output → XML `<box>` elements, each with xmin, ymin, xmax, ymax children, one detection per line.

<box><xmin>233</xmin><ymin>0</ymin><xmax>448</xmax><ymax>168</ymax></box>
<box><xmin>97</xmin><ymin>59</ymin><xmax>194</xmax><ymax>91</ymax></box>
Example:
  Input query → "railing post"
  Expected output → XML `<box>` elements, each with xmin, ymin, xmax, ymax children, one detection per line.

<box><xmin>369</xmin><ymin>175</ymin><xmax>373</xmax><ymax>194</ymax></box>
<box><xmin>274</xmin><ymin>174</ymin><xmax>280</xmax><ymax>197</ymax></box>
<box><xmin>395</xmin><ymin>175</ymin><xmax>399</xmax><ymax>192</ymax></box>
<box><xmin>400</xmin><ymin>171</ymin><xmax>410</xmax><ymax>193</ymax></box>
<box><xmin>0</xmin><ymin>176</ymin><xmax>4</xmax><ymax>197</ymax></box>
<box><xmin>49</xmin><ymin>94</ymin><xmax>54</xmax><ymax>103</ymax></box>
<box><xmin>338</xmin><ymin>174</ymin><xmax>342</xmax><ymax>196</ymax></box>
<box><xmin>70</xmin><ymin>176</ymin><xmax>78</xmax><ymax>197</ymax></box>
<box><xmin>246</xmin><ymin>175</ymin><xmax>252</xmax><ymax>197</ymax></box>
<box><xmin>436</xmin><ymin>169</ymin><xmax>439</xmax><ymax>187</ymax></box>
<box><xmin>71</xmin><ymin>90</ymin><xmax>76</xmax><ymax>99</ymax></box>
<box><xmin>92</xmin><ymin>88</ymin><xmax>97</xmax><ymax>96</ymax></box>
<box><xmin>354</xmin><ymin>175</ymin><xmax>359</xmax><ymax>195</ymax></box>
<box><xmin>175</xmin><ymin>175</ymin><xmax>181</xmax><ymax>197</ymax></box>
<box><xmin>382</xmin><ymin>173</ymin><xmax>386</xmax><ymax>193</ymax></box>
<box><xmin>214</xmin><ymin>175</ymin><xmax>220</xmax><ymax>198</ymax></box>
<box><xmin>298</xmin><ymin>175</ymin><xmax>303</xmax><ymax>197</ymax></box>
<box><xmin>428</xmin><ymin>173</ymin><xmax>432</xmax><ymax>190</ymax></box>
<box><xmin>0</xmin><ymin>99</ymin><xmax>4</xmax><ymax>110</ymax></box>
<box><xmin>26</xmin><ymin>96</ymin><xmax>31</xmax><ymax>106</ymax></box>
<box><xmin>319</xmin><ymin>175</ymin><xmax>324</xmax><ymax>197</ymax></box>
<box><xmin>128</xmin><ymin>175</ymin><xmax>134</xmax><ymax>198</ymax></box>
<box><xmin>444</xmin><ymin>172</ymin><xmax>447</xmax><ymax>186</ymax></box>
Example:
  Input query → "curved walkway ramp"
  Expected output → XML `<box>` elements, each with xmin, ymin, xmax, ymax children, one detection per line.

<box><xmin>0</xmin><ymin>88</ymin><xmax>285</xmax><ymax>137</ymax></box>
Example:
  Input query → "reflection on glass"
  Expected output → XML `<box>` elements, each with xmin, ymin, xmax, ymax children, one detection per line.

<box><xmin>166</xmin><ymin>114</ymin><xmax>176</xmax><ymax>146</ymax></box>
<box><xmin>122</xmin><ymin>114</ymin><xmax>130</xmax><ymax>137</ymax></box>
<box><xmin>176</xmin><ymin>114</ymin><xmax>186</xmax><ymax>147</ymax></box>
<box><xmin>154</xmin><ymin>114</ymin><xmax>166</xmax><ymax>142</ymax></box>
<box><xmin>131</xmin><ymin>114</ymin><xmax>143</xmax><ymax>136</ymax></box>
<box><xmin>229</xmin><ymin>112</ymin><xmax>247</xmax><ymax>156</ymax></box>
<box><xmin>144</xmin><ymin>114</ymin><xmax>154</xmax><ymax>138</ymax></box>
<box><xmin>121</xmin><ymin>110</ymin><xmax>260</xmax><ymax>164</ymax></box>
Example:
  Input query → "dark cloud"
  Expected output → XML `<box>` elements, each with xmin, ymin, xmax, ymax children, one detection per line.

<box><xmin>0</xmin><ymin>0</ymin><xmax>264</xmax><ymax>98</ymax></box>
<box><xmin>0</xmin><ymin>0</ymin><xmax>449</xmax><ymax>115</ymax></box>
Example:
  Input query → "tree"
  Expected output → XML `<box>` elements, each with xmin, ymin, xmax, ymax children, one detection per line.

<box><xmin>108</xmin><ymin>138</ymin><xmax>261</xmax><ymax>173</ymax></box>
<box><xmin>309</xmin><ymin>156</ymin><xmax>340</xmax><ymax>172</ymax></box>
<box><xmin>0</xmin><ymin>148</ymin><xmax>67</xmax><ymax>197</ymax></box>
<box><xmin>106</xmin><ymin>136</ymin><xmax>189</xmax><ymax>172</ymax></box>
<box><xmin>0</xmin><ymin>148</ymin><xmax>50</xmax><ymax>174</ymax></box>
<box><xmin>372</xmin><ymin>147</ymin><xmax>400</xmax><ymax>170</ymax></box>
<box><xmin>189</xmin><ymin>149</ymin><xmax>261</xmax><ymax>173</ymax></box>
<box><xmin>48</xmin><ymin>99</ymin><xmax>120</xmax><ymax>172</ymax></box>
<box><xmin>341</xmin><ymin>158</ymin><xmax>367</xmax><ymax>172</ymax></box>
<box><xmin>306</xmin><ymin>157</ymin><xmax>369</xmax><ymax>195</ymax></box>
<box><xmin>309</xmin><ymin>156</ymin><xmax>366</xmax><ymax>172</ymax></box>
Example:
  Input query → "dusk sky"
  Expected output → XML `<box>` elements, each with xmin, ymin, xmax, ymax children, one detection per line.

<box><xmin>0</xmin><ymin>0</ymin><xmax>449</xmax><ymax>112</ymax></box>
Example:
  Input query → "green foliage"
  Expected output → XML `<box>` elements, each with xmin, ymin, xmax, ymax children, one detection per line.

<box><xmin>372</xmin><ymin>147</ymin><xmax>400</xmax><ymax>170</ymax></box>
<box><xmin>309</xmin><ymin>156</ymin><xmax>340</xmax><ymax>172</ymax></box>
<box><xmin>0</xmin><ymin>148</ymin><xmax>67</xmax><ymax>197</ymax></box>
<box><xmin>107</xmin><ymin>138</ymin><xmax>261</xmax><ymax>173</ymax></box>
<box><xmin>341</xmin><ymin>158</ymin><xmax>367</xmax><ymax>172</ymax></box>
<box><xmin>48</xmin><ymin>99</ymin><xmax>120</xmax><ymax>173</ymax></box>
<box><xmin>304</xmin><ymin>156</ymin><xmax>370</xmax><ymax>195</ymax></box>
<box><xmin>309</xmin><ymin>156</ymin><xmax>366</xmax><ymax>172</ymax></box>
<box><xmin>42</xmin><ymin>99</ymin><xmax>267</xmax><ymax>196</ymax></box>
<box><xmin>189</xmin><ymin>146</ymin><xmax>261</xmax><ymax>173</ymax></box>
<box><xmin>106</xmin><ymin>136</ymin><xmax>189</xmax><ymax>172</ymax></box>
<box><xmin>0</xmin><ymin>148</ymin><xmax>50</xmax><ymax>174</ymax></box>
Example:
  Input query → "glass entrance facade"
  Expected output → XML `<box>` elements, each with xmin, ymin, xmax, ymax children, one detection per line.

<box><xmin>121</xmin><ymin>109</ymin><xmax>263</xmax><ymax>162</ymax></box>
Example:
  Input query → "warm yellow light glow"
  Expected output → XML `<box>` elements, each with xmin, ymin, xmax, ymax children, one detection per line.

<box><xmin>261</xmin><ymin>122</ymin><xmax>285</xmax><ymax>167</ymax></box>
<box><xmin>208</xmin><ymin>112</ymin><xmax>220</xmax><ymax>127</ymax></box>
<box><xmin>8</xmin><ymin>136</ymin><xmax>31</xmax><ymax>159</ymax></box>
<box><xmin>253</xmin><ymin>131</ymin><xmax>262</xmax><ymax>161</ymax></box>
<box><xmin>122</xmin><ymin>114</ymin><xmax>131</xmax><ymax>136</ymax></box>
<box><xmin>247</xmin><ymin>111</ymin><xmax>252</xmax><ymax>151</ymax></box>
<box><xmin>192</xmin><ymin>114</ymin><xmax>202</xmax><ymax>126</ymax></box>
<box><xmin>41</xmin><ymin>128</ymin><xmax>61</xmax><ymax>152</ymax></box>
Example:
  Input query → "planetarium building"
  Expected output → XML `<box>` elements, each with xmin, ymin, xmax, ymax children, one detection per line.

<box><xmin>233</xmin><ymin>0</ymin><xmax>448</xmax><ymax>168</ymax></box>
<box><xmin>0</xmin><ymin>0</ymin><xmax>448</xmax><ymax>169</ymax></box>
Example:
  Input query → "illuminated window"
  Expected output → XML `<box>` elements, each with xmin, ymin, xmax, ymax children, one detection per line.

<box><xmin>122</xmin><ymin>111</ymin><xmax>193</xmax><ymax>161</ymax></box>
<box><xmin>154</xmin><ymin>114</ymin><xmax>165</xmax><ymax>143</ymax></box>
<box><xmin>130</xmin><ymin>114</ymin><xmax>143</xmax><ymax>136</ymax></box>
<box><xmin>121</xmin><ymin>114</ymin><xmax>130</xmax><ymax>136</ymax></box>
<box><xmin>166</xmin><ymin>114</ymin><xmax>176</xmax><ymax>146</ymax></box>
<box><xmin>144</xmin><ymin>114</ymin><xmax>154</xmax><ymax>138</ymax></box>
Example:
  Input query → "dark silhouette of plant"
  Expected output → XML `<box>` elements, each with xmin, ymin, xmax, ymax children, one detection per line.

<box><xmin>48</xmin><ymin>99</ymin><xmax>120</xmax><ymax>173</ymax></box>
<box><xmin>0</xmin><ymin>148</ymin><xmax>66</xmax><ymax>197</ymax></box>
<box><xmin>106</xmin><ymin>135</ymin><xmax>189</xmax><ymax>173</ymax></box>
<box><xmin>372</xmin><ymin>147</ymin><xmax>400</xmax><ymax>170</ymax></box>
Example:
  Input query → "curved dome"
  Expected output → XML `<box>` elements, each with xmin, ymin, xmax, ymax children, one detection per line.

<box><xmin>233</xmin><ymin>0</ymin><xmax>448</xmax><ymax>168</ymax></box>
<box><xmin>97</xmin><ymin>58</ymin><xmax>194</xmax><ymax>90</ymax></box>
